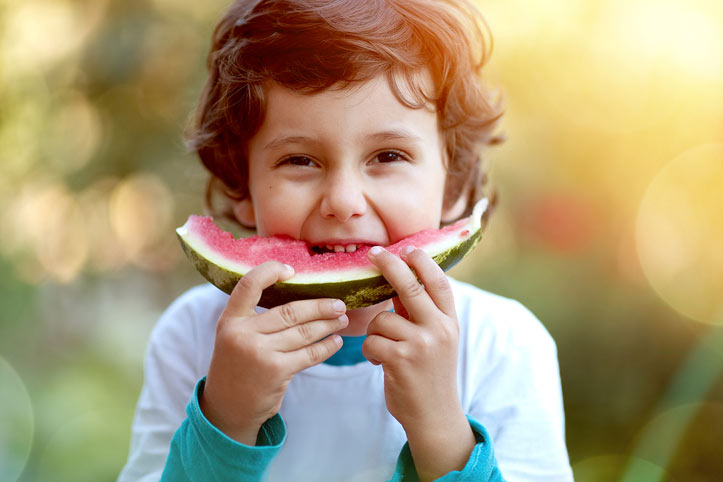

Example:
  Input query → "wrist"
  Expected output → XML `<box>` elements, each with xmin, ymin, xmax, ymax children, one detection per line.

<box><xmin>199</xmin><ymin>383</ymin><xmax>263</xmax><ymax>445</ymax></box>
<box><xmin>404</xmin><ymin>409</ymin><xmax>475</xmax><ymax>482</ymax></box>
<box><xmin>402</xmin><ymin>397</ymin><xmax>465</xmax><ymax>437</ymax></box>
<box><xmin>404</xmin><ymin>406</ymin><xmax>469</xmax><ymax>445</ymax></box>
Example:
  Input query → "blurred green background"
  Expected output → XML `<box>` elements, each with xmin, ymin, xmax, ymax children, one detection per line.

<box><xmin>1</xmin><ymin>0</ymin><xmax>721</xmax><ymax>480</ymax></box>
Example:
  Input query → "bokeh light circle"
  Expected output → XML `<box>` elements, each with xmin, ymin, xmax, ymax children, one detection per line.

<box><xmin>78</xmin><ymin>178</ymin><xmax>129</xmax><ymax>272</ymax></box>
<box><xmin>46</xmin><ymin>92</ymin><xmax>102</xmax><ymax>173</ymax></box>
<box><xmin>636</xmin><ymin>143</ymin><xmax>723</xmax><ymax>325</ymax></box>
<box><xmin>38</xmin><ymin>412</ymin><xmax>106</xmax><ymax>482</ymax></box>
<box><xmin>0</xmin><ymin>357</ymin><xmax>35</xmax><ymax>482</ymax></box>
<box><xmin>1</xmin><ymin>181</ymin><xmax>89</xmax><ymax>283</ymax></box>
<box><xmin>572</xmin><ymin>454</ymin><xmax>672</xmax><ymax>482</ymax></box>
<box><xmin>35</xmin><ymin>365</ymin><xmax>139</xmax><ymax>482</ymax></box>
<box><xmin>629</xmin><ymin>402</ymin><xmax>723</xmax><ymax>480</ymax></box>
<box><xmin>109</xmin><ymin>173</ymin><xmax>175</xmax><ymax>262</ymax></box>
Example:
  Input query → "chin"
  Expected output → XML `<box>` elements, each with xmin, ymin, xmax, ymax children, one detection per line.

<box><xmin>343</xmin><ymin>299</ymin><xmax>393</xmax><ymax>336</ymax></box>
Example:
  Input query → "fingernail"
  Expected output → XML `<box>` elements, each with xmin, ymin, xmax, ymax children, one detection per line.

<box><xmin>333</xmin><ymin>334</ymin><xmax>343</xmax><ymax>346</ymax></box>
<box><xmin>283</xmin><ymin>264</ymin><xmax>294</xmax><ymax>275</ymax></box>
<box><xmin>400</xmin><ymin>245</ymin><xmax>415</xmax><ymax>257</ymax></box>
<box><xmin>337</xmin><ymin>314</ymin><xmax>349</xmax><ymax>325</ymax></box>
<box><xmin>332</xmin><ymin>299</ymin><xmax>346</xmax><ymax>312</ymax></box>
<box><xmin>369</xmin><ymin>246</ymin><xmax>383</xmax><ymax>256</ymax></box>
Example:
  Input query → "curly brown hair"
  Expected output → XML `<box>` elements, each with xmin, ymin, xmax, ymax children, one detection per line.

<box><xmin>187</xmin><ymin>0</ymin><xmax>503</xmax><ymax>226</ymax></box>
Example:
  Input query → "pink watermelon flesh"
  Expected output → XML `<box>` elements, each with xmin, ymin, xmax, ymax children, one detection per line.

<box><xmin>185</xmin><ymin>215</ymin><xmax>471</xmax><ymax>274</ymax></box>
<box><xmin>177</xmin><ymin>198</ymin><xmax>487</xmax><ymax>307</ymax></box>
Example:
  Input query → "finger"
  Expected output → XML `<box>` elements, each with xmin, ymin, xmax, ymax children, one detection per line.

<box><xmin>225</xmin><ymin>261</ymin><xmax>295</xmax><ymax>315</ymax></box>
<box><xmin>366</xmin><ymin>310</ymin><xmax>415</xmax><ymax>342</ymax></box>
<box><xmin>286</xmin><ymin>334</ymin><xmax>344</xmax><ymax>372</ymax></box>
<box><xmin>400</xmin><ymin>247</ymin><xmax>455</xmax><ymax>317</ymax></box>
<box><xmin>362</xmin><ymin>333</ymin><xmax>400</xmax><ymax>366</ymax></box>
<box><xmin>367</xmin><ymin>246</ymin><xmax>435</xmax><ymax>321</ymax></box>
<box><xmin>258</xmin><ymin>298</ymin><xmax>346</xmax><ymax>334</ymax></box>
<box><xmin>270</xmin><ymin>315</ymin><xmax>349</xmax><ymax>351</ymax></box>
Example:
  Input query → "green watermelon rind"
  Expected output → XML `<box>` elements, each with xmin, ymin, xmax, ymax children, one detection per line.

<box><xmin>177</xmin><ymin>198</ymin><xmax>488</xmax><ymax>309</ymax></box>
<box><xmin>177</xmin><ymin>228</ymin><xmax>482</xmax><ymax>309</ymax></box>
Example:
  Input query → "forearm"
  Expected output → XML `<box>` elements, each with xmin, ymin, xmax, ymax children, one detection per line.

<box><xmin>161</xmin><ymin>378</ymin><xmax>286</xmax><ymax>482</ymax></box>
<box><xmin>404</xmin><ymin>409</ymin><xmax>477</xmax><ymax>482</ymax></box>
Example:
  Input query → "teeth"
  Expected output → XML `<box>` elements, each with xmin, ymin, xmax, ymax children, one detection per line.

<box><xmin>313</xmin><ymin>243</ymin><xmax>364</xmax><ymax>254</ymax></box>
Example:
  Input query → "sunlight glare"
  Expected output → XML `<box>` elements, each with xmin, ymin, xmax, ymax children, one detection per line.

<box><xmin>636</xmin><ymin>144</ymin><xmax>723</xmax><ymax>325</ymax></box>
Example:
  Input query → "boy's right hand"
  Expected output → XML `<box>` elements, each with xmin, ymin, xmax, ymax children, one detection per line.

<box><xmin>199</xmin><ymin>261</ymin><xmax>347</xmax><ymax>445</ymax></box>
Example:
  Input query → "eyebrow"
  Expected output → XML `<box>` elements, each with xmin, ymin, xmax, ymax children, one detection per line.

<box><xmin>366</xmin><ymin>129</ymin><xmax>425</xmax><ymax>144</ymax></box>
<box><xmin>263</xmin><ymin>129</ymin><xmax>424</xmax><ymax>151</ymax></box>
<box><xmin>263</xmin><ymin>135</ymin><xmax>318</xmax><ymax>151</ymax></box>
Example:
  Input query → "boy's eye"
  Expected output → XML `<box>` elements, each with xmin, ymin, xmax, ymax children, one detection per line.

<box><xmin>373</xmin><ymin>151</ymin><xmax>406</xmax><ymax>163</ymax></box>
<box><xmin>280</xmin><ymin>156</ymin><xmax>317</xmax><ymax>167</ymax></box>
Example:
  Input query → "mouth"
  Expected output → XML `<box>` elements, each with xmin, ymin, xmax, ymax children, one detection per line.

<box><xmin>309</xmin><ymin>243</ymin><xmax>374</xmax><ymax>255</ymax></box>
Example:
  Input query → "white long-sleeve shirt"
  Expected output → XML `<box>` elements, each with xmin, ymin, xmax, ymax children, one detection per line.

<box><xmin>119</xmin><ymin>278</ymin><xmax>573</xmax><ymax>481</ymax></box>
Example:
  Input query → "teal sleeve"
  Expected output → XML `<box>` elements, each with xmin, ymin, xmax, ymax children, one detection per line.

<box><xmin>388</xmin><ymin>416</ymin><xmax>505</xmax><ymax>482</ymax></box>
<box><xmin>160</xmin><ymin>377</ymin><xmax>286</xmax><ymax>482</ymax></box>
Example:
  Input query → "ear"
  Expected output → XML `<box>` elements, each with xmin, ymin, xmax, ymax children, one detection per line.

<box><xmin>232</xmin><ymin>198</ymin><xmax>256</xmax><ymax>229</ymax></box>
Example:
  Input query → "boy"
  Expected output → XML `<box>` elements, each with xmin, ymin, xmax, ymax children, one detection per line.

<box><xmin>119</xmin><ymin>0</ymin><xmax>573</xmax><ymax>480</ymax></box>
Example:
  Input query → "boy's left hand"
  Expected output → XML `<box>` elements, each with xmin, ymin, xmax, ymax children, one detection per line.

<box><xmin>364</xmin><ymin>246</ymin><xmax>475</xmax><ymax>480</ymax></box>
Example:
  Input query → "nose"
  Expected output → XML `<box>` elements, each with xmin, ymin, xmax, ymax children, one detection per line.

<box><xmin>319</xmin><ymin>169</ymin><xmax>367</xmax><ymax>222</ymax></box>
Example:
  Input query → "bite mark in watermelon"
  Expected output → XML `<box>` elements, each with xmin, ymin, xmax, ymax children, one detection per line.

<box><xmin>177</xmin><ymin>198</ymin><xmax>489</xmax><ymax>309</ymax></box>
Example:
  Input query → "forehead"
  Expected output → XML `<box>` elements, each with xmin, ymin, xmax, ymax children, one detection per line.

<box><xmin>250</xmin><ymin>73</ymin><xmax>441</xmax><ymax>150</ymax></box>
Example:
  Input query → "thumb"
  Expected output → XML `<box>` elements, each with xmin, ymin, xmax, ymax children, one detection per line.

<box><xmin>225</xmin><ymin>261</ymin><xmax>295</xmax><ymax>315</ymax></box>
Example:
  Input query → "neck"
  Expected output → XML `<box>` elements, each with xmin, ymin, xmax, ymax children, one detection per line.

<box><xmin>336</xmin><ymin>299</ymin><xmax>393</xmax><ymax>336</ymax></box>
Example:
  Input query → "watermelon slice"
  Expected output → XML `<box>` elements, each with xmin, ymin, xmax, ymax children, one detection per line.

<box><xmin>176</xmin><ymin>198</ymin><xmax>489</xmax><ymax>309</ymax></box>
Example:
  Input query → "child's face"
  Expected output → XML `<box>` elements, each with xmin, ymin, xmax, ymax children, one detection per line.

<box><xmin>237</xmin><ymin>74</ymin><xmax>450</xmax><ymax>251</ymax></box>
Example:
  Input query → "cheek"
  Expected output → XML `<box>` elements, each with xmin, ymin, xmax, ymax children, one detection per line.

<box><xmin>380</xmin><ymin>188</ymin><xmax>445</xmax><ymax>242</ymax></box>
<box><xmin>252</xmin><ymin>184</ymin><xmax>306</xmax><ymax>237</ymax></box>
<box><xmin>253</xmin><ymin>185</ymin><xmax>294</xmax><ymax>236</ymax></box>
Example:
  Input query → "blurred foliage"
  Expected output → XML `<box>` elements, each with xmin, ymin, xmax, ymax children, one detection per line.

<box><xmin>0</xmin><ymin>0</ymin><xmax>721</xmax><ymax>481</ymax></box>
